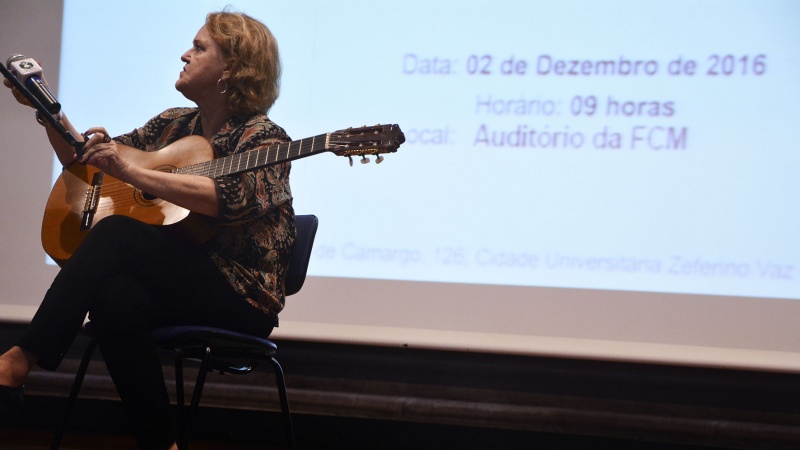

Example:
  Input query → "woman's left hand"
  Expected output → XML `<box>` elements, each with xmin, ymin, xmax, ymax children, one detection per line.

<box><xmin>80</xmin><ymin>127</ymin><xmax>131</xmax><ymax>180</ymax></box>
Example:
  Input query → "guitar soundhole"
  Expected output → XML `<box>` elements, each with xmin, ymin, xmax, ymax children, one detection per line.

<box><xmin>133</xmin><ymin>188</ymin><xmax>161</xmax><ymax>206</ymax></box>
<box><xmin>133</xmin><ymin>164</ymin><xmax>175</xmax><ymax>206</ymax></box>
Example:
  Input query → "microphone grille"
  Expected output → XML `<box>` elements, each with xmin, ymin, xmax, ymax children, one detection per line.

<box><xmin>6</xmin><ymin>54</ymin><xmax>27</xmax><ymax>68</ymax></box>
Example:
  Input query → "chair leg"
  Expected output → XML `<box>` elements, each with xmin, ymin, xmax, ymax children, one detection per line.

<box><xmin>50</xmin><ymin>339</ymin><xmax>97</xmax><ymax>450</ymax></box>
<box><xmin>174</xmin><ymin>355</ymin><xmax>186</xmax><ymax>450</ymax></box>
<box><xmin>177</xmin><ymin>346</ymin><xmax>212</xmax><ymax>450</ymax></box>
<box><xmin>270</xmin><ymin>357</ymin><xmax>296</xmax><ymax>450</ymax></box>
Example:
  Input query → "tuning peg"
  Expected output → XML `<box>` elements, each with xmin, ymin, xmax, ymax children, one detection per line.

<box><xmin>348</xmin><ymin>156</ymin><xmax>354</xmax><ymax>167</ymax></box>
<box><xmin>375</xmin><ymin>155</ymin><xmax>384</xmax><ymax>164</ymax></box>
<box><xmin>361</xmin><ymin>156</ymin><xmax>370</xmax><ymax>164</ymax></box>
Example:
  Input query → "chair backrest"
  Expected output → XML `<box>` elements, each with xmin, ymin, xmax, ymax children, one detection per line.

<box><xmin>285</xmin><ymin>214</ymin><xmax>319</xmax><ymax>296</ymax></box>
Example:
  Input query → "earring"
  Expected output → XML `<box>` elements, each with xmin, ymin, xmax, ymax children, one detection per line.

<box><xmin>216</xmin><ymin>78</ymin><xmax>228</xmax><ymax>94</ymax></box>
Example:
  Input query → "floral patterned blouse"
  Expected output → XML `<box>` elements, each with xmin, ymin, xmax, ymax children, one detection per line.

<box><xmin>115</xmin><ymin>107</ymin><xmax>296</xmax><ymax>321</ymax></box>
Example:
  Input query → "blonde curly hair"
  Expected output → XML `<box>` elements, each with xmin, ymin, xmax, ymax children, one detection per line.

<box><xmin>205</xmin><ymin>11</ymin><xmax>281</xmax><ymax>115</ymax></box>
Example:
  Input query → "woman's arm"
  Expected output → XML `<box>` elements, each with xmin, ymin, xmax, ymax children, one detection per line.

<box><xmin>44</xmin><ymin>112</ymin><xmax>85</xmax><ymax>167</ymax></box>
<box><xmin>80</xmin><ymin>129</ymin><xmax>221</xmax><ymax>218</ymax></box>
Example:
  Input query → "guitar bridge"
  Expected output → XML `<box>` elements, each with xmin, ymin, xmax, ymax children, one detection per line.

<box><xmin>80</xmin><ymin>172</ymin><xmax>104</xmax><ymax>230</ymax></box>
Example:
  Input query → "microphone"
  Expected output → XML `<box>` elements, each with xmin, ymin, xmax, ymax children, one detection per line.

<box><xmin>6</xmin><ymin>54</ymin><xmax>61</xmax><ymax>114</ymax></box>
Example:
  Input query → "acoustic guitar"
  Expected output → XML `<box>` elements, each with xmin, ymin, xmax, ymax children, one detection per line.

<box><xmin>42</xmin><ymin>124</ymin><xmax>405</xmax><ymax>266</ymax></box>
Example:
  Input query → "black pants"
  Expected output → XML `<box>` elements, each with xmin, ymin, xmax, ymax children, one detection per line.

<box><xmin>17</xmin><ymin>215</ymin><xmax>275</xmax><ymax>450</ymax></box>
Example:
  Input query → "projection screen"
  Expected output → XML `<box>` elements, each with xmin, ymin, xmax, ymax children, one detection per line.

<box><xmin>1</xmin><ymin>0</ymin><xmax>799</xmax><ymax>372</ymax></box>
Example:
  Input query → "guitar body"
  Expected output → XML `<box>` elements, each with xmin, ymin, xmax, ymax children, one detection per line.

<box><xmin>41</xmin><ymin>136</ymin><xmax>215</xmax><ymax>266</ymax></box>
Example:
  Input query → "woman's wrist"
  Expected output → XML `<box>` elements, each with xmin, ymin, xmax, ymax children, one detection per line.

<box><xmin>35</xmin><ymin>110</ymin><xmax>63</xmax><ymax>127</ymax></box>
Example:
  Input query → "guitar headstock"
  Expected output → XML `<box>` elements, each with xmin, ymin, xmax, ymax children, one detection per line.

<box><xmin>327</xmin><ymin>124</ymin><xmax>405</xmax><ymax>165</ymax></box>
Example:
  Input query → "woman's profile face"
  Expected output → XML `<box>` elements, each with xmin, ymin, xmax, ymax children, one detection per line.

<box><xmin>175</xmin><ymin>25</ymin><xmax>229</xmax><ymax>102</ymax></box>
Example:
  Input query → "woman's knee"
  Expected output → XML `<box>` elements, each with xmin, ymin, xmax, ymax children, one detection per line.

<box><xmin>85</xmin><ymin>216</ymin><xmax>153</xmax><ymax>246</ymax></box>
<box><xmin>70</xmin><ymin>216</ymin><xmax>170</xmax><ymax>277</ymax></box>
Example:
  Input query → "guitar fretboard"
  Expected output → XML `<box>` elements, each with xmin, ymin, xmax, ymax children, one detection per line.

<box><xmin>176</xmin><ymin>132</ymin><xmax>330</xmax><ymax>178</ymax></box>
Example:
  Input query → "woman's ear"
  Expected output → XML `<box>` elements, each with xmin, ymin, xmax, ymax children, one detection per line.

<box><xmin>223</xmin><ymin>57</ymin><xmax>236</xmax><ymax>74</ymax></box>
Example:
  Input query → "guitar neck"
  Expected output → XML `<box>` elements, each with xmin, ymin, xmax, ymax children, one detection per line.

<box><xmin>176</xmin><ymin>132</ymin><xmax>330</xmax><ymax>178</ymax></box>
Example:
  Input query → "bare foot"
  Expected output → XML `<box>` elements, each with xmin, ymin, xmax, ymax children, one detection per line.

<box><xmin>0</xmin><ymin>346</ymin><xmax>38</xmax><ymax>387</ymax></box>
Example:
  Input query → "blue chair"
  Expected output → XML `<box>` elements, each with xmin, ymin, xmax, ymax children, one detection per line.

<box><xmin>51</xmin><ymin>214</ymin><xmax>319</xmax><ymax>450</ymax></box>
